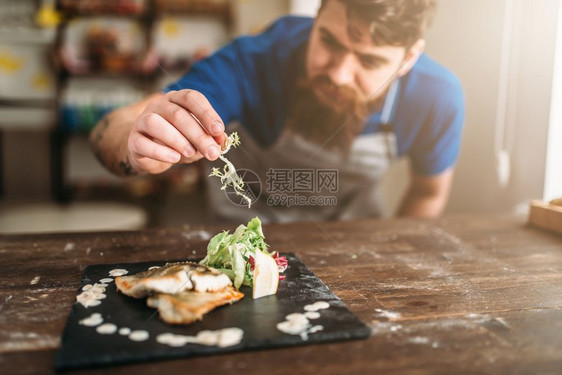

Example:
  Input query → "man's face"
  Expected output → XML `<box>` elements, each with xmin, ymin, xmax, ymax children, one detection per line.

<box><xmin>306</xmin><ymin>0</ymin><xmax>409</xmax><ymax>109</ymax></box>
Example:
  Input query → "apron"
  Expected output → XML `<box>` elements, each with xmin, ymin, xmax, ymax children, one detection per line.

<box><xmin>204</xmin><ymin>80</ymin><xmax>401</xmax><ymax>224</ymax></box>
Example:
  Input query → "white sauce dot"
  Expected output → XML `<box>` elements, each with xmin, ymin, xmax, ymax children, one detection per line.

<box><xmin>99</xmin><ymin>278</ymin><xmax>113</xmax><ymax>283</ymax></box>
<box><xmin>119</xmin><ymin>327</ymin><xmax>131</xmax><ymax>336</ymax></box>
<box><xmin>277</xmin><ymin>314</ymin><xmax>310</xmax><ymax>335</ymax></box>
<box><xmin>129</xmin><ymin>330</ymin><xmax>149</xmax><ymax>342</ymax></box>
<box><xmin>217</xmin><ymin>328</ymin><xmax>244</xmax><ymax>348</ymax></box>
<box><xmin>277</xmin><ymin>301</ymin><xmax>329</xmax><ymax>339</ymax></box>
<box><xmin>79</xmin><ymin>313</ymin><xmax>103</xmax><ymax>327</ymax></box>
<box><xmin>156</xmin><ymin>328</ymin><xmax>243</xmax><ymax>348</ymax></box>
<box><xmin>109</xmin><ymin>269</ymin><xmax>128</xmax><ymax>277</ymax></box>
<box><xmin>76</xmin><ymin>293</ymin><xmax>103</xmax><ymax>308</ymax></box>
<box><xmin>96</xmin><ymin>323</ymin><xmax>117</xmax><ymax>335</ymax></box>
<box><xmin>76</xmin><ymin>282</ymin><xmax>110</xmax><ymax>307</ymax></box>
<box><xmin>76</xmin><ymin>283</ymin><xmax>109</xmax><ymax>307</ymax></box>
<box><xmin>304</xmin><ymin>301</ymin><xmax>330</xmax><ymax>312</ymax></box>
<box><xmin>314</xmin><ymin>301</ymin><xmax>330</xmax><ymax>309</ymax></box>
<box><xmin>309</xmin><ymin>325</ymin><xmax>324</xmax><ymax>333</ymax></box>
<box><xmin>304</xmin><ymin>311</ymin><xmax>321</xmax><ymax>320</ymax></box>
<box><xmin>196</xmin><ymin>330</ymin><xmax>217</xmax><ymax>346</ymax></box>
<box><xmin>84</xmin><ymin>299</ymin><xmax>101</xmax><ymax>307</ymax></box>
<box><xmin>157</xmin><ymin>333</ymin><xmax>188</xmax><ymax>347</ymax></box>
<box><xmin>286</xmin><ymin>313</ymin><xmax>308</xmax><ymax>322</ymax></box>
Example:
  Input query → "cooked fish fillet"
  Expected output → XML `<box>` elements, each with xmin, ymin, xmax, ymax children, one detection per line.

<box><xmin>115</xmin><ymin>262</ymin><xmax>232</xmax><ymax>298</ymax></box>
<box><xmin>147</xmin><ymin>286</ymin><xmax>245</xmax><ymax>324</ymax></box>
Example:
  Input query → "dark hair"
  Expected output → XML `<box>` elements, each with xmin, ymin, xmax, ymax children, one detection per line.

<box><xmin>320</xmin><ymin>0</ymin><xmax>437</xmax><ymax>48</ymax></box>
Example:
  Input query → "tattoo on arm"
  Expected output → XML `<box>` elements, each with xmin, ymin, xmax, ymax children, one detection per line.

<box><xmin>91</xmin><ymin>116</ymin><xmax>110</xmax><ymax>164</ymax></box>
<box><xmin>119</xmin><ymin>156</ymin><xmax>136</xmax><ymax>176</ymax></box>
<box><xmin>91</xmin><ymin>113</ymin><xmax>139</xmax><ymax>176</ymax></box>
<box><xmin>93</xmin><ymin>117</ymin><xmax>110</xmax><ymax>145</ymax></box>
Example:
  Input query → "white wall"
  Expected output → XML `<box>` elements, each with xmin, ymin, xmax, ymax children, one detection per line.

<box><xmin>289</xmin><ymin>0</ymin><xmax>321</xmax><ymax>16</ymax></box>
<box><xmin>425</xmin><ymin>0</ymin><xmax>561</xmax><ymax>213</ymax></box>
<box><xmin>544</xmin><ymin>1</ymin><xmax>562</xmax><ymax>202</ymax></box>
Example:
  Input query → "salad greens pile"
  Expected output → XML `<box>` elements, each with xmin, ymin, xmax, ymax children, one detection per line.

<box><xmin>199</xmin><ymin>217</ymin><xmax>273</xmax><ymax>289</ymax></box>
<box><xmin>209</xmin><ymin>132</ymin><xmax>252</xmax><ymax>208</ymax></box>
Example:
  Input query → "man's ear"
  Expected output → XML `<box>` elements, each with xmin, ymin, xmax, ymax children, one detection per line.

<box><xmin>397</xmin><ymin>39</ymin><xmax>426</xmax><ymax>77</ymax></box>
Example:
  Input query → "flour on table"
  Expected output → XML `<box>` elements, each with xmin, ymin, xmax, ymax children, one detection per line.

<box><xmin>374</xmin><ymin>308</ymin><xmax>402</xmax><ymax>320</ymax></box>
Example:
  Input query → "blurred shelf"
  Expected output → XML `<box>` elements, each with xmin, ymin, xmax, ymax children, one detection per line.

<box><xmin>49</xmin><ymin>0</ymin><xmax>233</xmax><ymax>203</ymax></box>
<box><xmin>56</xmin><ymin>0</ymin><xmax>147</xmax><ymax>18</ymax></box>
<box><xmin>56</xmin><ymin>0</ymin><xmax>233</xmax><ymax>22</ymax></box>
<box><xmin>155</xmin><ymin>9</ymin><xmax>232</xmax><ymax>24</ymax></box>
<box><xmin>0</xmin><ymin>99</ymin><xmax>55</xmax><ymax>108</ymax></box>
<box><xmin>58</xmin><ymin>69</ymin><xmax>160</xmax><ymax>79</ymax></box>
<box><xmin>0</xmin><ymin>29</ymin><xmax>57</xmax><ymax>45</ymax></box>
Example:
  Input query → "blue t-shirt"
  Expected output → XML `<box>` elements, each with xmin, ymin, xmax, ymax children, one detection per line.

<box><xmin>165</xmin><ymin>16</ymin><xmax>465</xmax><ymax>176</ymax></box>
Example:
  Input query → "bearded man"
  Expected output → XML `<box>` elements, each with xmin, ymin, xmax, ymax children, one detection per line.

<box><xmin>90</xmin><ymin>0</ymin><xmax>464</xmax><ymax>223</ymax></box>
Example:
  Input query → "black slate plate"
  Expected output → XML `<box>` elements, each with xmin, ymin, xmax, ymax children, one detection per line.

<box><xmin>55</xmin><ymin>253</ymin><xmax>370</xmax><ymax>371</ymax></box>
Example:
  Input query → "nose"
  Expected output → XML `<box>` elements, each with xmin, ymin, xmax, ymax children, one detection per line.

<box><xmin>327</xmin><ymin>52</ymin><xmax>356</xmax><ymax>87</ymax></box>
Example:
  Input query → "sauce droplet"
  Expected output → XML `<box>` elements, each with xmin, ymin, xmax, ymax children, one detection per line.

<box><xmin>129</xmin><ymin>330</ymin><xmax>149</xmax><ymax>342</ymax></box>
<box><xmin>96</xmin><ymin>323</ymin><xmax>117</xmax><ymax>335</ymax></box>
<box><xmin>79</xmin><ymin>313</ymin><xmax>103</xmax><ymax>327</ymax></box>
<box><xmin>109</xmin><ymin>269</ymin><xmax>128</xmax><ymax>277</ymax></box>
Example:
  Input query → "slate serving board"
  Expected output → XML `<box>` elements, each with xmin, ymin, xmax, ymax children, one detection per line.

<box><xmin>55</xmin><ymin>253</ymin><xmax>370</xmax><ymax>371</ymax></box>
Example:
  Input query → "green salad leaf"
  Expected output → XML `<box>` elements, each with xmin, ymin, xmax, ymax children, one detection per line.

<box><xmin>200</xmin><ymin>217</ymin><xmax>271</xmax><ymax>288</ymax></box>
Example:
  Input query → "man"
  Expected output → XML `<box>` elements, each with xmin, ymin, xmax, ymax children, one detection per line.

<box><xmin>90</xmin><ymin>0</ymin><xmax>464</xmax><ymax>223</ymax></box>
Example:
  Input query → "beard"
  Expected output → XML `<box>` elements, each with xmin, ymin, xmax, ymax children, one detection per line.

<box><xmin>285</xmin><ymin>75</ymin><xmax>382</xmax><ymax>156</ymax></box>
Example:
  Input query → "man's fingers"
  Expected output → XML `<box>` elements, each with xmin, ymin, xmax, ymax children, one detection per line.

<box><xmin>129</xmin><ymin>132</ymin><xmax>182</xmax><ymax>164</ymax></box>
<box><xmin>179</xmin><ymin>153</ymin><xmax>204</xmax><ymax>164</ymax></box>
<box><xmin>137</xmin><ymin>112</ymin><xmax>197</xmax><ymax>158</ymax></box>
<box><xmin>166</xmin><ymin>89</ymin><xmax>225</xmax><ymax>138</ymax></box>
<box><xmin>214</xmin><ymin>132</ymin><xmax>227</xmax><ymax>149</ymax></box>
<box><xmin>155</xmin><ymin>101</ymin><xmax>222</xmax><ymax>161</ymax></box>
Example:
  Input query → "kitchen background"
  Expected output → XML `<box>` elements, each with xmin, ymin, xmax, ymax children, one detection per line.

<box><xmin>0</xmin><ymin>0</ymin><xmax>560</xmax><ymax>233</ymax></box>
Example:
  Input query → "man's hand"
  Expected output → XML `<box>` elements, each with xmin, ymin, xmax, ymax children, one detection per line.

<box><xmin>127</xmin><ymin>90</ymin><xmax>227</xmax><ymax>175</ymax></box>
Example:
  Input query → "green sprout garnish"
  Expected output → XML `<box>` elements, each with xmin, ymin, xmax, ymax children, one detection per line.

<box><xmin>209</xmin><ymin>132</ymin><xmax>252</xmax><ymax>208</ymax></box>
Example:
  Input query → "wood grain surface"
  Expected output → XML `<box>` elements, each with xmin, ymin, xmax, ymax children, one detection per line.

<box><xmin>1</xmin><ymin>214</ymin><xmax>562</xmax><ymax>374</ymax></box>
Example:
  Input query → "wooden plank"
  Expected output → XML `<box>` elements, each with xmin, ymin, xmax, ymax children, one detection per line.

<box><xmin>529</xmin><ymin>200</ymin><xmax>562</xmax><ymax>235</ymax></box>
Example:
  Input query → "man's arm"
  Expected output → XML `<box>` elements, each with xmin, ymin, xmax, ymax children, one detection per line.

<box><xmin>89</xmin><ymin>90</ymin><xmax>226</xmax><ymax>177</ymax></box>
<box><xmin>397</xmin><ymin>167</ymin><xmax>454</xmax><ymax>218</ymax></box>
<box><xmin>90</xmin><ymin>94</ymin><xmax>157</xmax><ymax>176</ymax></box>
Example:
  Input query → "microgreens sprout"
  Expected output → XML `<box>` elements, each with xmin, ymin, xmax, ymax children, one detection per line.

<box><xmin>209</xmin><ymin>132</ymin><xmax>252</xmax><ymax>208</ymax></box>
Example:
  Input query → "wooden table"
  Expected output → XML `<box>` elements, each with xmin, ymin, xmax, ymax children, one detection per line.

<box><xmin>1</xmin><ymin>214</ymin><xmax>562</xmax><ymax>374</ymax></box>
